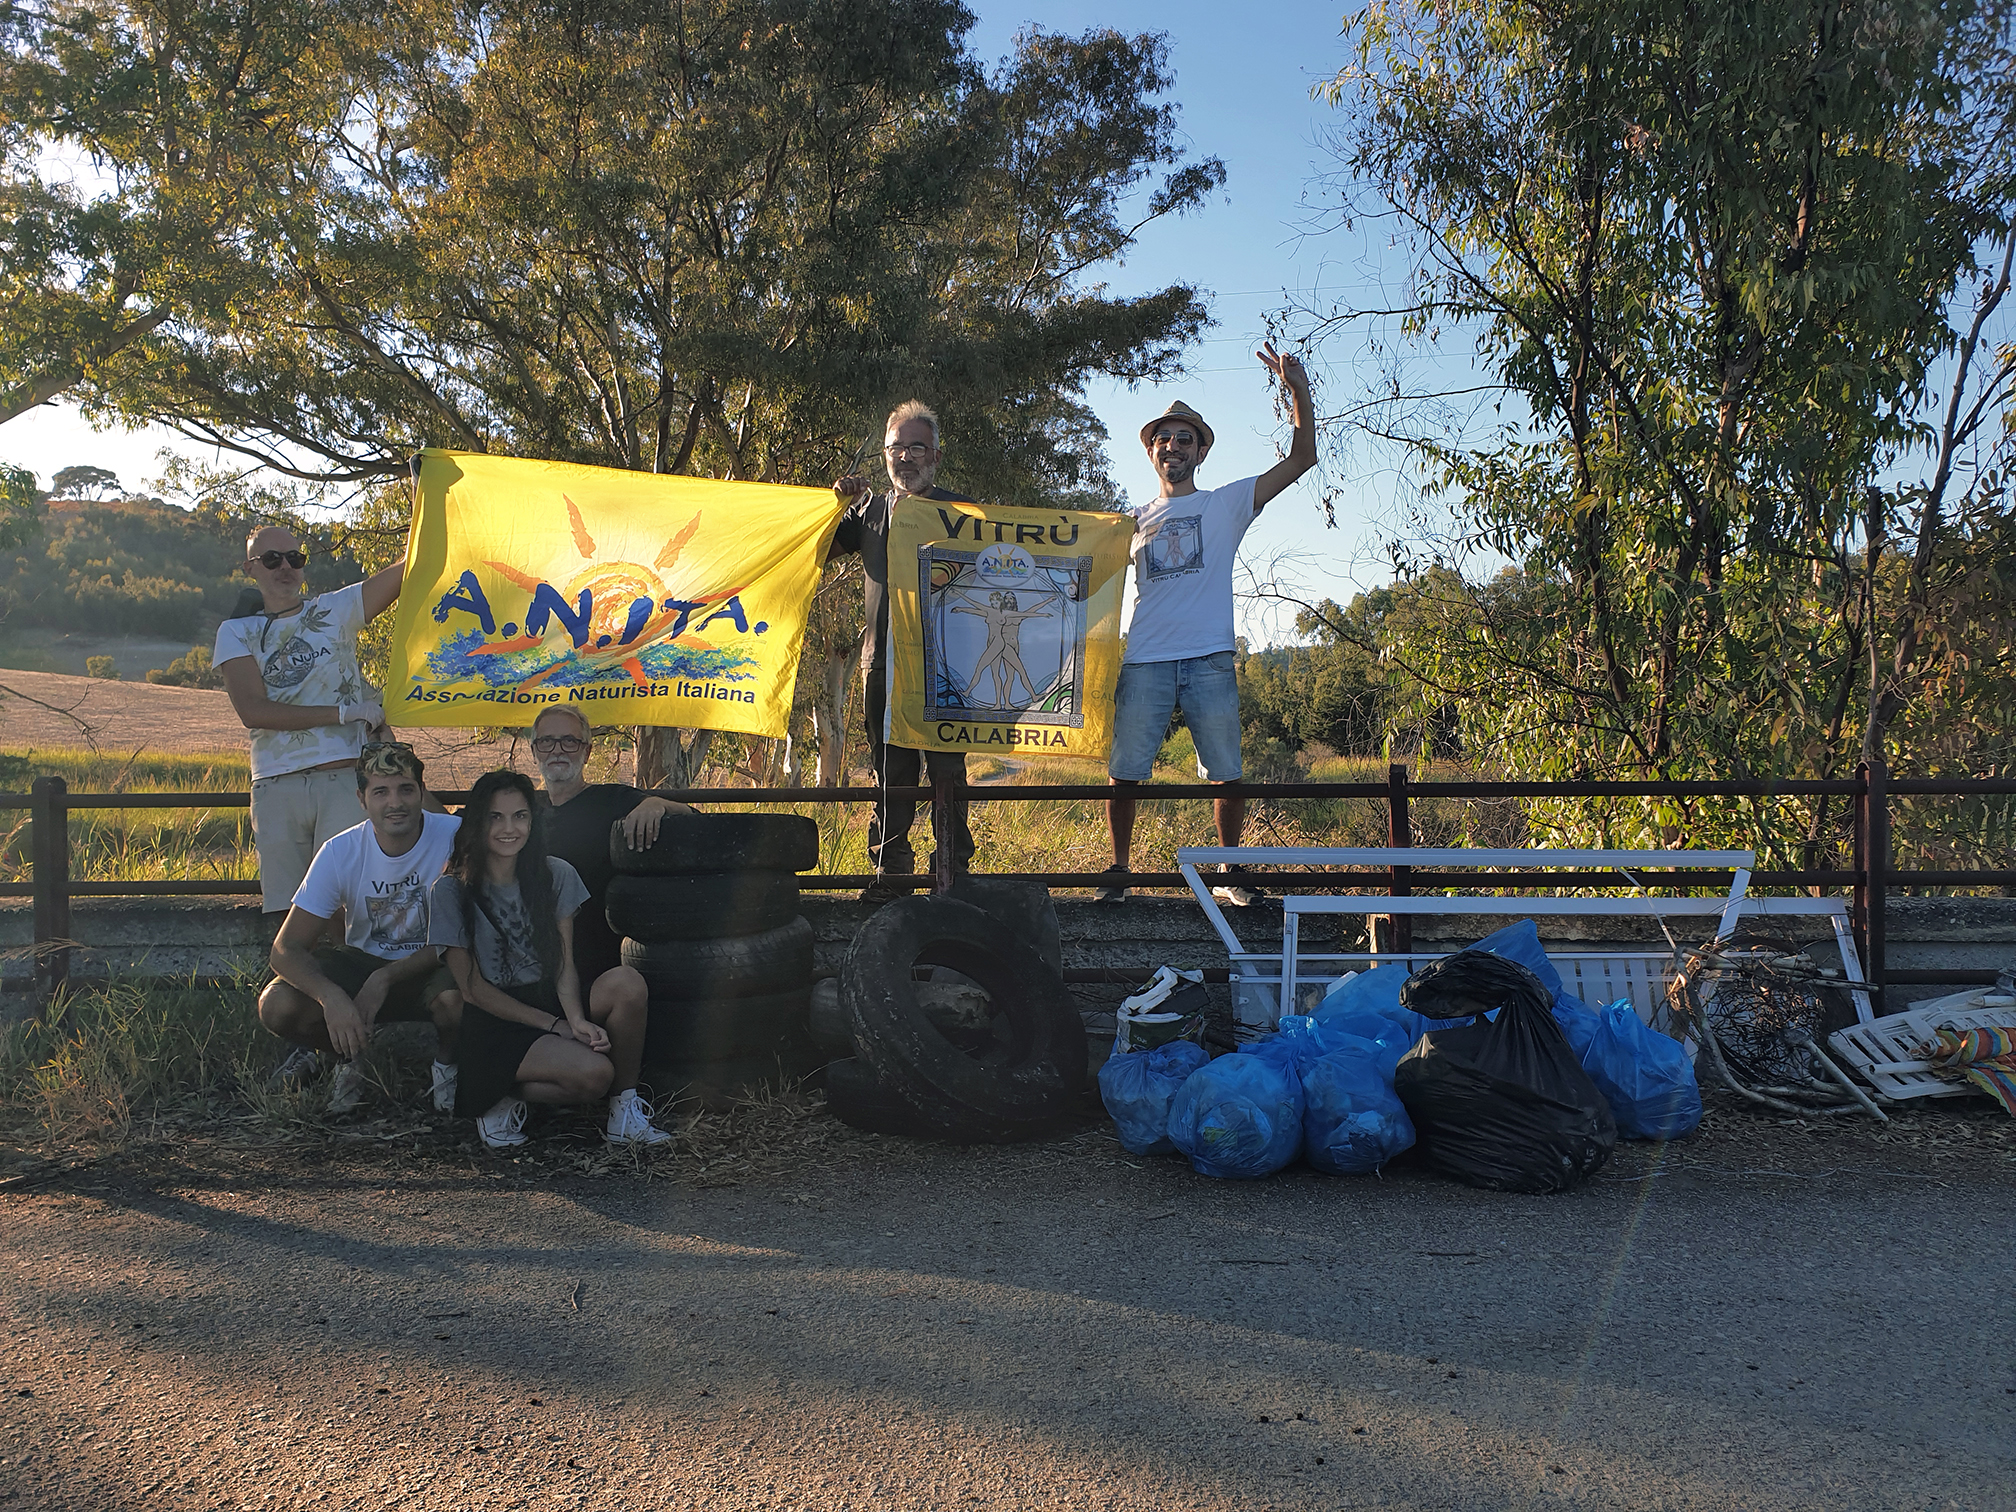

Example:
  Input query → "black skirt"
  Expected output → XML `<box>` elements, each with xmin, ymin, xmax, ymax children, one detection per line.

<box><xmin>454</xmin><ymin>980</ymin><xmax>566</xmax><ymax>1119</ymax></box>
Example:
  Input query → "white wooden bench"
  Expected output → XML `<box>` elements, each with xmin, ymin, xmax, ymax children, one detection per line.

<box><xmin>1175</xmin><ymin>846</ymin><xmax>1875</xmax><ymax>1031</ymax></box>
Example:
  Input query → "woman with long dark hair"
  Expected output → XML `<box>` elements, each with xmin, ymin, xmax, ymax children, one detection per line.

<box><xmin>427</xmin><ymin>769</ymin><xmax>668</xmax><ymax>1148</ymax></box>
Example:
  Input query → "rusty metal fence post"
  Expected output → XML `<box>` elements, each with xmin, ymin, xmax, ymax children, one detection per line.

<box><xmin>932</xmin><ymin>768</ymin><xmax>960</xmax><ymax>895</ymax></box>
<box><xmin>30</xmin><ymin>774</ymin><xmax>71</xmax><ymax>1001</ymax></box>
<box><xmin>1381</xmin><ymin>762</ymin><xmax>1413</xmax><ymax>955</ymax></box>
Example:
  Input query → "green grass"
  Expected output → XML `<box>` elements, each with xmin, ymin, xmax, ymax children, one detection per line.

<box><xmin>1</xmin><ymin>745</ymin><xmax>257</xmax><ymax>885</ymax></box>
<box><xmin>1</xmin><ymin>977</ymin><xmax>270</xmax><ymax>1152</ymax></box>
<box><xmin>0</xmin><ymin>977</ymin><xmax>852</xmax><ymax>1179</ymax></box>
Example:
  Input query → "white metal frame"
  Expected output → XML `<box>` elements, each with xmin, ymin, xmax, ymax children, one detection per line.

<box><xmin>1175</xmin><ymin>846</ymin><xmax>1875</xmax><ymax>1028</ymax></box>
<box><xmin>1828</xmin><ymin>988</ymin><xmax>2016</xmax><ymax>1101</ymax></box>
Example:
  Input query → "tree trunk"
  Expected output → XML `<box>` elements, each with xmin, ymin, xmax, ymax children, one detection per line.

<box><xmin>633</xmin><ymin>726</ymin><xmax>716</xmax><ymax>789</ymax></box>
<box><xmin>811</xmin><ymin>649</ymin><xmax>854</xmax><ymax>787</ymax></box>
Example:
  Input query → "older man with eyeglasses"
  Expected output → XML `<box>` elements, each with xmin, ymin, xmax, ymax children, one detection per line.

<box><xmin>214</xmin><ymin>524</ymin><xmax>407</xmax><ymax>918</ymax></box>
<box><xmin>526</xmin><ymin>705</ymin><xmax>694</xmax><ymax>1010</ymax></box>
<box><xmin>830</xmin><ymin>399</ymin><xmax>979</xmax><ymax>903</ymax></box>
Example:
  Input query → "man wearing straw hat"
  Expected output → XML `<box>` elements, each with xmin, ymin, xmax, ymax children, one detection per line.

<box><xmin>1098</xmin><ymin>343</ymin><xmax>1316</xmax><ymax>905</ymax></box>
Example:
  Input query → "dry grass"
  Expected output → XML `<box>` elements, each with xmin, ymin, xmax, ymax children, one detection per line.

<box><xmin>0</xmin><ymin>746</ymin><xmax>257</xmax><ymax>885</ymax></box>
<box><xmin>0</xmin><ymin>975</ymin><xmax>937</xmax><ymax>1188</ymax></box>
<box><xmin>0</xmin><ymin>977</ymin><xmax>267</xmax><ymax>1156</ymax></box>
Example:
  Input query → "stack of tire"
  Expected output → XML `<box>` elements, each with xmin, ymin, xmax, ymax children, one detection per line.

<box><xmin>821</xmin><ymin>887</ymin><xmax>1087</xmax><ymax>1143</ymax></box>
<box><xmin>604</xmin><ymin>812</ymin><xmax>822</xmax><ymax>1104</ymax></box>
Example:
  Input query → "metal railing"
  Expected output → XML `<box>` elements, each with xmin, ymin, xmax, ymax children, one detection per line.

<box><xmin>7</xmin><ymin>757</ymin><xmax>2016</xmax><ymax>997</ymax></box>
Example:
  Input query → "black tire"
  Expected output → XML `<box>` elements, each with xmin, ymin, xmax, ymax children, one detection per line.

<box><xmin>610</xmin><ymin>812</ymin><xmax>819</xmax><ymax>877</ymax></box>
<box><xmin>809</xmin><ymin>977</ymin><xmax>852</xmax><ymax>1053</ymax></box>
<box><xmin>606</xmin><ymin>871</ymin><xmax>798</xmax><ymax>941</ymax></box>
<box><xmin>622</xmin><ymin>918</ymin><xmax>814</xmax><ymax>1001</ymax></box>
<box><xmin>842</xmin><ymin>895</ymin><xmax>1084</xmax><ymax>1127</ymax></box>
<box><xmin>823</xmin><ymin>1057</ymin><xmax>1072</xmax><ymax>1144</ymax></box>
<box><xmin>643</xmin><ymin>985</ymin><xmax>813</xmax><ymax>1064</ymax></box>
<box><xmin>943</xmin><ymin>877</ymin><xmax>1063</xmax><ymax>975</ymax></box>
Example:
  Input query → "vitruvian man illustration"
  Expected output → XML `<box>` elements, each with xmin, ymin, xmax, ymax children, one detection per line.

<box><xmin>915</xmin><ymin>539</ymin><xmax>1092</xmax><ymax>727</ymax></box>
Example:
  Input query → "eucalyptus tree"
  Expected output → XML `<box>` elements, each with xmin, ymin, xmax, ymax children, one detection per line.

<box><xmin>7</xmin><ymin>0</ymin><xmax>1223</xmax><ymax>782</ymax></box>
<box><xmin>0</xmin><ymin>0</ymin><xmax>365</xmax><ymax>426</ymax></box>
<box><xmin>1302</xmin><ymin>0</ymin><xmax>2016</xmax><ymax>857</ymax></box>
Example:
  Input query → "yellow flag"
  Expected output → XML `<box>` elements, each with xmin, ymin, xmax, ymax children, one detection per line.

<box><xmin>885</xmin><ymin>497</ymin><xmax>1135</xmax><ymax>756</ymax></box>
<box><xmin>389</xmin><ymin>450</ymin><xmax>841</xmax><ymax>735</ymax></box>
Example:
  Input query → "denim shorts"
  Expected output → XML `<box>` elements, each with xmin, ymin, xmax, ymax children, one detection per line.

<box><xmin>1107</xmin><ymin>650</ymin><xmax>1243</xmax><ymax>781</ymax></box>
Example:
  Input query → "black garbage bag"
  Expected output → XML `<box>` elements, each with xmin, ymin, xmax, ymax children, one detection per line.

<box><xmin>1392</xmin><ymin>950</ymin><xmax>1617</xmax><ymax>1193</ymax></box>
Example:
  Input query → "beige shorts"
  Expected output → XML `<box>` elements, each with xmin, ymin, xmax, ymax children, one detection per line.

<box><xmin>251</xmin><ymin>766</ymin><xmax>362</xmax><ymax>912</ymax></box>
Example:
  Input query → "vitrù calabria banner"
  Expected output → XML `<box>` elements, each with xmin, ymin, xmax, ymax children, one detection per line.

<box><xmin>389</xmin><ymin>450</ymin><xmax>842</xmax><ymax>734</ymax></box>
<box><xmin>885</xmin><ymin>498</ymin><xmax>1134</xmax><ymax>757</ymax></box>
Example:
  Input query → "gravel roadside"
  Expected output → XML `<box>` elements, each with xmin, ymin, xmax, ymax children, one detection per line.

<box><xmin>3</xmin><ymin>1098</ymin><xmax>2012</xmax><ymax>1512</ymax></box>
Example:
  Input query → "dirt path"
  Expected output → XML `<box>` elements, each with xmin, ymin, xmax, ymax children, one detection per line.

<box><xmin>3</xmin><ymin>1100</ymin><xmax>2011</xmax><ymax>1511</ymax></box>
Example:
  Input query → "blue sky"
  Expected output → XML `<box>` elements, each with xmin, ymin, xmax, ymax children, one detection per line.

<box><xmin>0</xmin><ymin>3</ymin><xmax>1411</xmax><ymax>643</ymax></box>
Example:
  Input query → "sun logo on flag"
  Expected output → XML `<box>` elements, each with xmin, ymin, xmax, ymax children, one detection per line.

<box><xmin>424</xmin><ymin>495</ymin><xmax>768</xmax><ymax>692</ymax></box>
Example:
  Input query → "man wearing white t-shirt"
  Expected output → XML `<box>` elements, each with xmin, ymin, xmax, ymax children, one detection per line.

<box><xmin>259</xmin><ymin>744</ymin><xmax>463</xmax><ymax>1114</ymax></box>
<box><xmin>1099</xmin><ymin>344</ymin><xmax>1315</xmax><ymax>905</ymax></box>
<box><xmin>214</xmin><ymin>525</ymin><xmax>406</xmax><ymax>916</ymax></box>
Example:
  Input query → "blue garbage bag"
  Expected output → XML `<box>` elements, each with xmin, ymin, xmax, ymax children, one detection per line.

<box><xmin>1168</xmin><ymin>1044</ymin><xmax>1304</xmax><ymax>1179</ymax></box>
<box><xmin>1301</xmin><ymin>1035</ymin><xmax>1416</xmax><ymax>1175</ymax></box>
<box><xmin>1580</xmin><ymin>999</ymin><xmax>1703</xmax><ymax>1140</ymax></box>
<box><xmin>1273</xmin><ymin>1014</ymin><xmax>1355</xmax><ymax>1068</ymax></box>
<box><xmin>1468</xmin><ymin>918</ymin><xmax>1565</xmax><ymax>998</ymax></box>
<box><xmin>1285</xmin><ymin>1009</ymin><xmax>1413</xmax><ymax>1080</ymax></box>
<box><xmin>1098</xmin><ymin>1039</ymin><xmax>1211</xmax><ymax>1156</ymax></box>
<box><xmin>1313</xmin><ymin>966</ymin><xmax>1477</xmax><ymax>1040</ymax></box>
<box><xmin>1552</xmin><ymin>992</ymin><xmax>1602</xmax><ymax>1060</ymax></box>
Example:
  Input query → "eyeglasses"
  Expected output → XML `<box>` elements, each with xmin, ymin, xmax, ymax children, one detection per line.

<box><xmin>884</xmin><ymin>442</ymin><xmax>935</xmax><ymax>459</ymax></box>
<box><xmin>254</xmin><ymin>549</ymin><xmax>308</xmax><ymax>570</ymax></box>
<box><xmin>360</xmin><ymin>740</ymin><xmax>415</xmax><ymax>757</ymax></box>
<box><xmin>1150</xmin><ymin>430</ymin><xmax>1198</xmax><ymax>447</ymax></box>
<box><xmin>531</xmin><ymin>735</ymin><xmax>588</xmax><ymax>755</ymax></box>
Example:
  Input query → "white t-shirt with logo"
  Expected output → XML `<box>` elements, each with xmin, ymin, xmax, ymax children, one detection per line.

<box><xmin>293</xmin><ymin>810</ymin><xmax>462</xmax><ymax>962</ymax></box>
<box><xmin>213</xmin><ymin>584</ymin><xmax>370</xmax><ymax>780</ymax></box>
<box><xmin>1121</xmin><ymin>476</ymin><xmax>1260</xmax><ymax>664</ymax></box>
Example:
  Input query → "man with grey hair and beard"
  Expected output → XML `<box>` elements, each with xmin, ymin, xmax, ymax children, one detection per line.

<box><xmin>830</xmin><ymin>400</ymin><xmax>980</xmax><ymax>903</ymax></box>
<box><xmin>527</xmin><ymin>704</ymin><xmax>693</xmax><ymax>1000</ymax></box>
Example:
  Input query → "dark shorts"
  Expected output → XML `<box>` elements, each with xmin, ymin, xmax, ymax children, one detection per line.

<box><xmin>455</xmin><ymin>979</ymin><xmax>570</xmax><ymax>1119</ymax></box>
<box><xmin>309</xmin><ymin>945</ymin><xmax>457</xmax><ymax>1021</ymax></box>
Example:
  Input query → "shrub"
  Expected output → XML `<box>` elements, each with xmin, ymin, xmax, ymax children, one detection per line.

<box><xmin>85</xmin><ymin>655</ymin><xmax>118</xmax><ymax>680</ymax></box>
<box><xmin>146</xmin><ymin>646</ymin><xmax>224</xmax><ymax>689</ymax></box>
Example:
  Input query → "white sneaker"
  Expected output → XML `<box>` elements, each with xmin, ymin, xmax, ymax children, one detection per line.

<box><xmin>605</xmin><ymin>1090</ymin><xmax>673</xmax><ymax>1147</ymax></box>
<box><xmin>477</xmin><ymin>1096</ymin><xmax>528</xmax><ymax>1148</ymax></box>
<box><xmin>430</xmin><ymin>1060</ymin><xmax>458</xmax><ymax>1113</ymax></box>
<box><xmin>326</xmin><ymin>1059</ymin><xmax>366</xmax><ymax>1115</ymax></box>
<box><xmin>269</xmin><ymin>1046</ymin><xmax>323</xmax><ymax>1091</ymax></box>
<box><xmin>1211</xmin><ymin>866</ymin><xmax>1266</xmax><ymax>908</ymax></box>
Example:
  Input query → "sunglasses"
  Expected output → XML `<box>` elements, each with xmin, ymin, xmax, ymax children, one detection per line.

<box><xmin>254</xmin><ymin>549</ymin><xmax>308</xmax><ymax>570</ymax></box>
<box><xmin>530</xmin><ymin>735</ymin><xmax>588</xmax><ymax>755</ymax></box>
<box><xmin>360</xmin><ymin>740</ymin><xmax>415</xmax><ymax>757</ymax></box>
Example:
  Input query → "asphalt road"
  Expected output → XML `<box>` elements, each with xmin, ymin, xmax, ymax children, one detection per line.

<box><xmin>2</xmin><ymin>1110</ymin><xmax>2011</xmax><ymax>1511</ymax></box>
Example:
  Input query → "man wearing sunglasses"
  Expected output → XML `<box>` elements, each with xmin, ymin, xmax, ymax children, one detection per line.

<box><xmin>1098</xmin><ymin>343</ymin><xmax>1316</xmax><ymax>906</ymax></box>
<box><xmin>830</xmin><ymin>399</ymin><xmax>978</xmax><ymax>903</ymax></box>
<box><xmin>214</xmin><ymin>524</ymin><xmax>407</xmax><ymax>919</ymax></box>
<box><xmin>528</xmin><ymin>705</ymin><xmax>694</xmax><ymax>995</ymax></box>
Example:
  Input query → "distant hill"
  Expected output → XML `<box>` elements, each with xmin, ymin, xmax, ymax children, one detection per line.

<box><xmin>0</xmin><ymin>495</ymin><xmax>368</xmax><ymax>643</ymax></box>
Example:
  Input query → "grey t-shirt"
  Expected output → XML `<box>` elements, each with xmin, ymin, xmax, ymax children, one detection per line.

<box><xmin>427</xmin><ymin>858</ymin><xmax>589</xmax><ymax>988</ymax></box>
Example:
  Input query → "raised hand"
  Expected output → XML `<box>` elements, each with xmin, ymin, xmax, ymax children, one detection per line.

<box><xmin>1256</xmin><ymin>340</ymin><xmax>1309</xmax><ymax>391</ymax></box>
<box><xmin>832</xmin><ymin>473</ymin><xmax>869</xmax><ymax>503</ymax></box>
